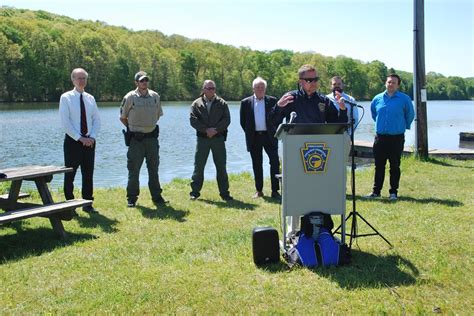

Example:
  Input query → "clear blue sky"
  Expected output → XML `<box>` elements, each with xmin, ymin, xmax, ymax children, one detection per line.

<box><xmin>2</xmin><ymin>0</ymin><xmax>473</xmax><ymax>78</ymax></box>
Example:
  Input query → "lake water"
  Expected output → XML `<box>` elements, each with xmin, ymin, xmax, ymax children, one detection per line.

<box><xmin>1</xmin><ymin>100</ymin><xmax>473</xmax><ymax>190</ymax></box>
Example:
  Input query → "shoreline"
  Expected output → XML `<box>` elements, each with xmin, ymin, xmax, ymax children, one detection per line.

<box><xmin>2</xmin><ymin>98</ymin><xmax>474</xmax><ymax>104</ymax></box>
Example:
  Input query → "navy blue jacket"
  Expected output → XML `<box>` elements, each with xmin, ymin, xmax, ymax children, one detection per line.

<box><xmin>270</xmin><ymin>89</ymin><xmax>348</xmax><ymax>126</ymax></box>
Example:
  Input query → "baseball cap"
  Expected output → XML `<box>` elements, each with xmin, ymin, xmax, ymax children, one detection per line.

<box><xmin>134</xmin><ymin>71</ymin><xmax>149</xmax><ymax>82</ymax></box>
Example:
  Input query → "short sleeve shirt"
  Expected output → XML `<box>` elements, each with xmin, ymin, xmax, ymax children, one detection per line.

<box><xmin>120</xmin><ymin>88</ymin><xmax>163</xmax><ymax>133</ymax></box>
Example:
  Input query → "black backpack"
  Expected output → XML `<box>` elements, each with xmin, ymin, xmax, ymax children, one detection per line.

<box><xmin>300</xmin><ymin>212</ymin><xmax>334</xmax><ymax>239</ymax></box>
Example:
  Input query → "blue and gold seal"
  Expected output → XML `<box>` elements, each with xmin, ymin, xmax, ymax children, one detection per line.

<box><xmin>300</xmin><ymin>142</ymin><xmax>330</xmax><ymax>173</ymax></box>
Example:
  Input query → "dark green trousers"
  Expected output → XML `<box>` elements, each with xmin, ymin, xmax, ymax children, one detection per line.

<box><xmin>127</xmin><ymin>137</ymin><xmax>162</xmax><ymax>202</ymax></box>
<box><xmin>190</xmin><ymin>136</ymin><xmax>229</xmax><ymax>197</ymax></box>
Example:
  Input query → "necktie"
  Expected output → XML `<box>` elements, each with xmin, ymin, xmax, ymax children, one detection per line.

<box><xmin>80</xmin><ymin>93</ymin><xmax>88</xmax><ymax>136</ymax></box>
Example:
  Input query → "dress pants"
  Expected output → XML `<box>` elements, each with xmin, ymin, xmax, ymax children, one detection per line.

<box><xmin>372</xmin><ymin>134</ymin><xmax>405</xmax><ymax>195</ymax></box>
<box><xmin>127</xmin><ymin>136</ymin><xmax>162</xmax><ymax>202</ymax></box>
<box><xmin>250</xmin><ymin>133</ymin><xmax>280</xmax><ymax>192</ymax></box>
<box><xmin>64</xmin><ymin>135</ymin><xmax>95</xmax><ymax>201</ymax></box>
<box><xmin>190</xmin><ymin>136</ymin><xmax>229</xmax><ymax>197</ymax></box>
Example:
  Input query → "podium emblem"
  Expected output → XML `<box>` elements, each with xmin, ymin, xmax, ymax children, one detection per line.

<box><xmin>300</xmin><ymin>142</ymin><xmax>330</xmax><ymax>173</ymax></box>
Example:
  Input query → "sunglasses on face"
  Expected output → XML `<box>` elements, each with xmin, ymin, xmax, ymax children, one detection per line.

<box><xmin>139</xmin><ymin>78</ymin><xmax>149</xmax><ymax>83</ymax></box>
<box><xmin>204</xmin><ymin>87</ymin><xmax>216</xmax><ymax>90</ymax></box>
<box><xmin>300</xmin><ymin>77</ymin><xmax>320</xmax><ymax>83</ymax></box>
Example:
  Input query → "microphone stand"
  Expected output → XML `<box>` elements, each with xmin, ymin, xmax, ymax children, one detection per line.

<box><xmin>334</xmin><ymin>102</ymin><xmax>392</xmax><ymax>248</ymax></box>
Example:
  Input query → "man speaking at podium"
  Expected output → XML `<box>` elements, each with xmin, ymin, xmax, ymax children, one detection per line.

<box><xmin>270</xmin><ymin>64</ymin><xmax>350</xmax><ymax>236</ymax></box>
<box><xmin>270</xmin><ymin>64</ymin><xmax>348</xmax><ymax>125</ymax></box>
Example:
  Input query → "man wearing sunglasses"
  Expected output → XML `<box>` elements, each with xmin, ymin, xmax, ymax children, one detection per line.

<box><xmin>270</xmin><ymin>64</ymin><xmax>349</xmax><ymax>235</ymax></box>
<box><xmin>189</xmin><ymin>80</ymin><xmax>233</xmax><ymax>201</ymax></box>
<box><xmin>120</xmin><ymin>71</ymin><xmax>166</xmax><ymax>208</ymax></box>
<box><xmin>271</xmin><ymin>64</ymin><xmax>348</xmax><ymax>125</ymax></box>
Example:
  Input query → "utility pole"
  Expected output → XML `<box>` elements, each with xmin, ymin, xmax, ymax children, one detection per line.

<box><xmin>413</xmin><ymin>0</ymin><xmax>429</xmax><ymax>158</ymax></box>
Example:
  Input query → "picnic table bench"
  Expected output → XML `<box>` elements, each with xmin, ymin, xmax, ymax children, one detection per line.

<box><xmin>0</xmin><ymin>165</ymin><xmax>92</xmax><ymax>238</ymax></box>
<box><xmin>0</xmin><ymin>192</ymin><xmax>30</xmax><ymax>200</ymax></box>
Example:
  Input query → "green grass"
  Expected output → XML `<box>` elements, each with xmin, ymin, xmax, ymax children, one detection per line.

<box><xmin>1</xmin><ymin>156</ymin><xmax>473</xmax><ymax>314</ymax></box>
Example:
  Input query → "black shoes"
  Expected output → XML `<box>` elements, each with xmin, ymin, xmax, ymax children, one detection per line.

<box><xmin>252</xmin><ymin>191</ymin><xmax>280</xmax><ymax>200</ymax></box>
<box><xmin>127</xmin><ymin>198</ymin><xmax>137</xmax><ymax>207</ymax></box>
<box><xmin>127</xmin><ymin>196</ymin><xmax>167</xmax><ymax>207</ymax></box>
<box><xmin>189</xmin><ymin>192</ymin><xmax>232</xmax><ymax>201</ymax></box>
<box><xmin>153</xmin><ymin>196</ymin><xmax>168</xmax><ymax>205</ymax></box>
<box><xmin>221</xmin><ymin>194</ymin><xmax>234</xmax><ymax>201</ymax></box>
<box><xmin>189</xmin><ymin>192</ymin><xmax>200</xmax><ymax>200</ymax></box>
<box><xmin>83</xmin><ymin>205</ymin><xmax>98</xmax><ymax>213</ymax></box>
<box><xmin>271</xmin><ymin>191</ymin><xmax>281</xmax><ymax>199</ymax></box>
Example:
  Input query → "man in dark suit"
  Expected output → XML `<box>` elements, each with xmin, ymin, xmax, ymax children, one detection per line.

<box><xmin>240</xmin><ymin>77</ymin><xmax>280</xmax><ymax>199</ymax></box>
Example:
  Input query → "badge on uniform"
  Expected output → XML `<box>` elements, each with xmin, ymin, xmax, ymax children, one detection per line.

<box><xmin>318</xmin><ymin>102</ymin><xmax>326</xmax><ymax>112</ymax></box>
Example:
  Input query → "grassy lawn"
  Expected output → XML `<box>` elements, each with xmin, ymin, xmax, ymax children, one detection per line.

<box><xmin>1</xmin><ymin>156</ymin><xmax>473</xmax><ymax>314</ymax></box>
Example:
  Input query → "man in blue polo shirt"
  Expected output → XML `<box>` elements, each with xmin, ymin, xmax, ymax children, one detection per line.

<box><xmin>366</xmin><ymin>74</ymin><xmax>415</xmax><ymax>201</ymax></box>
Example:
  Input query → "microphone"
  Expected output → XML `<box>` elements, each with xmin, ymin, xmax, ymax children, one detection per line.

<box><xmin>341</xmin><ymin>98</ymin><xmax>362</xmax><ymax>108</ymax></box>
<box><xmin>289</xmin><ymin>111</ymin><xmax>297</xmax><ymax>124</ymax></box>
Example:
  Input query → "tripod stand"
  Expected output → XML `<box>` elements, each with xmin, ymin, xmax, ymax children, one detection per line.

<box><xmin>335</xmin><ymin>100</ymin><xmax>392</xmax><ymax>248</ymax></box>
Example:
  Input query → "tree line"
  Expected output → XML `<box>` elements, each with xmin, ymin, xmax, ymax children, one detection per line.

<box><xmin>1</xmin><ymin>7</ymin><xmax>473</xmax><ymax>103</ymax></box>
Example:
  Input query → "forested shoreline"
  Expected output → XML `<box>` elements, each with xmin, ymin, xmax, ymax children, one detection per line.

<box><xmin>1</xmin><ymin>7</ymin><xmax>473</xmax><ymax>102</ymax></box>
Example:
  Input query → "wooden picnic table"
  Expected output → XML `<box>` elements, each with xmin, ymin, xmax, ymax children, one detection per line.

<box><xmin>0</xmin><ymin>165</ymin><xmax>92</xmax><ymax>238</ymax></box>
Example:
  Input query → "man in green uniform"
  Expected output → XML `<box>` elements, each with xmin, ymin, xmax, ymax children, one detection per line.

<box><xmin>120</xmin><ymin>71</ymin><xmax>166</xmax><ymax>207</ymax></box>
<box><xmin>189</xmin><ymin>80</ymin><xmax>233</xmax><ymax>201</ymax></box>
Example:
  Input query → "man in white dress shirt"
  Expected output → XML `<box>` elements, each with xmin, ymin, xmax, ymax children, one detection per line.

<box><xmin>240</xmin><ymin>77</ymin><xmax>280</xmax><ymax>199</ymax></box>
<box><xmin>326</xmin><ymin>76</ymin><xmax>359</xmax><ymax>135</ymax></box>
<box><xmin>59</xmin><ymin>68</ymin><xmax>101</xmax><ymax>213</ymax></box>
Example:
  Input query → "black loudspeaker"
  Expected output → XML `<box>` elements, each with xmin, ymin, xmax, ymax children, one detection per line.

<box><xmin>252</xmin><ymin>226</ymin><xmax>280</xmax><ymax>265</ymax></box>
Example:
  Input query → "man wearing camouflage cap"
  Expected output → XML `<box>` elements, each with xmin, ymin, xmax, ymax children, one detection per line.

<box><xmin>120</xmin><ymin>71</ymin><xmax>166</xmax><ymax>207</ymax></box>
